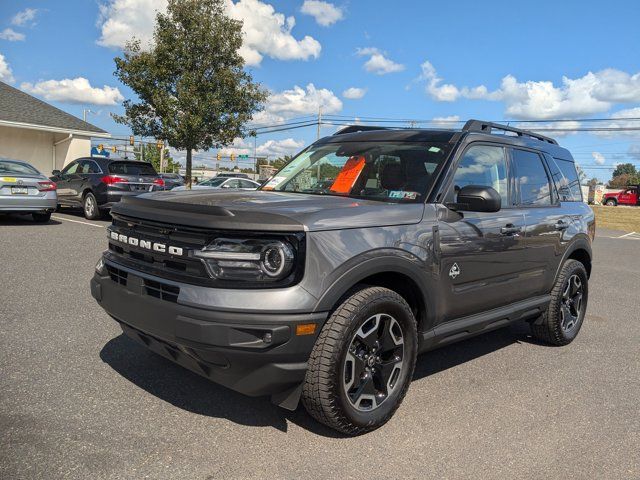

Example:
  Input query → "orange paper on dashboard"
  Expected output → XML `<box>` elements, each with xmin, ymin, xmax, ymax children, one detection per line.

<box><xmin>329</xmin><ymin>156</ymin><xmax>366</xmax><ymax>194</ymax></box>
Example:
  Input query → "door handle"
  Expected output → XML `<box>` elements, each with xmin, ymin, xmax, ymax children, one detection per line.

<box><xmin>555</xmin><ymin>220</ymin><xmax>570</xmax><ymax>231</ymax></box>
<box><xmin>500</xmin><ymin>224</ymin><xmax>522</xmax><ymax>235</ymax></box>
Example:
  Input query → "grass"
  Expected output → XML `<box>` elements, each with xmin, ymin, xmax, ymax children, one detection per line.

<box><xmin>591</xmin><ymin>205</ymin><xmax>640</xmax><ymax>233</ymax></box>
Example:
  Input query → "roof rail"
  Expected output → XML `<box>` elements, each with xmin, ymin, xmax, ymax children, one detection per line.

<box><xmin>462</xmin><ymin>119</ymin><xmax>558</xmax><ymax>145</ymax></box>
<box><xmin>334</xmin><ymin>125</ymin><xmax>391</xmax><ymax>135</ymax></box>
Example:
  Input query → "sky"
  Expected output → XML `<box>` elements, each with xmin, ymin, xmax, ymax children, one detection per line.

<box><xmin>1</xmin><ymin>0</ymin><xmax>640</xmax><ymax>180</ymax></box>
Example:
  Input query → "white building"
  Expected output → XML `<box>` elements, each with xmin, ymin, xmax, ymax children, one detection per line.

<box><xmin>0</xmin><ymin>81</ymin><xmax>110</xmax><ymax>175</ymax></box>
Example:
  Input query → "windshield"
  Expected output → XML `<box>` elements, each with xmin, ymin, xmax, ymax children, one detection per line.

<box><xmin>108</xmin><ymin>162</ymin><xmax>157</xmax><ymax>175</ymax></box>
<box><xmin>0</xmin><ymin>160</ymin><xmax>40</xmax><ymax>175</ymax></box>
<box><xmin>199</xmin><ymin>178</ymin><xmax>226</xmax><ymax>187</ymax></box>
<box><xmin>262</xmin><ymin>141</ymin><xmax>452</xmax><ymax>202</ymax></box>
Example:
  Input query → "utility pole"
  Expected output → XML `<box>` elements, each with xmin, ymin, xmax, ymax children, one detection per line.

<box><xmin>317</xmin><ymin>106</ymin><xmax>322</xmax><ymax>140</ymax></box>
<box><xmin>159</xmin><ymin>141</ymin><xmax>165</xmax><ymax>173</ymax></box>
<box><xmin>83</xmin><ymin>109</ymin><xmax>94</xmax><ymax>122</ymax></box>
<box><xmin>254</xmin><ymin>134</ymin><xmax>257</xmax><ymax>174</ymax></box>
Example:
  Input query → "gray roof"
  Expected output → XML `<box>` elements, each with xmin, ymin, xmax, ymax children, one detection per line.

<box><xmin>0</xmin><ymin>81</ymin><xmax>108</xmax><ymax>135</ymax></box>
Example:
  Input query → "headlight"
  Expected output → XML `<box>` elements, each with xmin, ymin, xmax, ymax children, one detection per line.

<box><xmin>193</xmin><ymin>238</ymin><xmax>296</xmax><ymax>282</ymax></box>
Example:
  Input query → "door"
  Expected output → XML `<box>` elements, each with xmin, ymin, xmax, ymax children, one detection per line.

<box><xmin>438</xmin><ymin>144</ymin><xmax>527</xmax><ymax>322</ymax></box>
<box><xmin>512</xmin><ymin>148</ymin><xmax>569</xmax><ymax>296</ymax></box>
<box><xmin>73</xmin><ymin>160</ymin><xmax>102</xmax><ymax>200</ymax></box>
<box><xmin>618</xmin><ymin>188</ymin><xmax>636</xmax><ymax>205</ymax></box>
<box><xmin>53</xmin><ymin>161</ymin><xmax>80</xmax><ymax>203</ymax></box>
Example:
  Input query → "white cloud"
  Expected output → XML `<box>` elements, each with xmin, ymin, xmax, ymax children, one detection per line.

<box><xmin>97</xmin><ymin>0</ymin><xmax>321</xmax><ymax>66</ymax></box>
<box><xmin>516</xmin><ymin>120</ymin><xmax>581</xmax><ymax>138</ymax></box>
<box><xmin>20</xmin><ymin>78</ymin><xmax>124</xmax><ymax>106</ymax></box>
<box><xmin>11</xmin><ymin>8</ymin><xmax>39</xmax><ymax>27</ymax></box>
<box><xmin>0</xmin><ymin>53</ymin><xmax>14</xmax><ymax>83</ymax></box>
<box><xmin>593</xmin><ymin>107</ymin><xmax>640</xmax><ymax>138</ymax></box>
<box><xmin>356</xmin><ymin>47</ymin><xmax>404</xmax><ymax>75</ymax></box>
<box><xmin>253</xmin><ymin>83</ymin><xmax>342</xmax><ymax>124</ymax></box>
<box><xmin>97</xmin><ymin>0</ymin><xmax>166</xmax><ymax>49</ymax></box>
<box><xmin>0</xmin><ymin>28</ymin><xmax>25</xmax><ymax>42</ymax></box>
<box><xmin>592</xmin><ymin>152</ymin><xmax>606</xmax><ymax>165</ymax></box>
<box><xmin>227</xmin><ymin>0</ymin><xmax>321</xmax><ymax>66</ymax></box>
<box><xmin>342</xmin><ymin>87</ymin><xmax>366</xmax><ymax>99</ymax></box>
<box><xmin>431</xmin><ymin>115</ymin><xmax>460</xmax><ymax>127</ymax></box>
<box><xmin>419</xmin><ymin>61</ymin><xmax>462</xmax><ymax>102</ymax></box>
<box><xmin>301</xmin><ymin>0</ymin><xmax>344</xmax><ymax>27</ymax></box>
<box><xmin>419</xmin><ymin>60</ymin><xmax>640</xmax><ymax>120</ymax></box>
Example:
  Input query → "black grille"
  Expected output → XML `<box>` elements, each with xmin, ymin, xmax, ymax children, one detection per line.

<box><xmin>106</xmin><ymin>265</ymin><xmax>128</xmax><ymax>286</ymax></box>
<box><xmin>144</xmin><ymin>279</ymin><xmax>180</xmax><ymax>303</ymax></box>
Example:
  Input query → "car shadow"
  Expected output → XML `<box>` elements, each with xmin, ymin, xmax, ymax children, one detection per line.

<box><xmin>0</xmin><ymin>213</ymin><xmax>62</xmax><ymax>226</ymax></box>
<box><xmin>100</xmin><ymin>323</ymin><xmax>535</xmax><ymax>437</ymax></box>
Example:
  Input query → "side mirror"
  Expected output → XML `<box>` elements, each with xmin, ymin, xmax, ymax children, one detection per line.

<box><xmin>51</xmin><ymin>170</ymin><xmax>61</xmax><ymax>176</ymax></box>
<box><xmin>449</xmin><ymin>185</ymin><xmax>501</xmax><ymax>213</ymax></box>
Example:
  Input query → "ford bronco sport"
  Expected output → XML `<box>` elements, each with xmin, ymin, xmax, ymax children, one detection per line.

<box><xmin>91</xmin><ymin>120</ymin><xmax>595</xmax><ymax>435</ymax></box>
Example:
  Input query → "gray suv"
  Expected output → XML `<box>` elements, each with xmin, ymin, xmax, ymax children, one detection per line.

<box><xmin>91</xmin><ymin>120</ymin><xmax>595</xmax><ymax>435</ymax></box>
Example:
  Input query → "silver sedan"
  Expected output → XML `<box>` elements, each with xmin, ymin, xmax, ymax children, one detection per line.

<box><xmin>172</xmin><ymin>176</ymin><xmax>260</xmax><ymax>191</ymax></box>
<box><xmin>0</xmin><ymin>158</ymin><xmax>57</xmax><ymax>222</ymax></box>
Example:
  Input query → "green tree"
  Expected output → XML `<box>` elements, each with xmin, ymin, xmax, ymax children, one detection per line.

<box><xmin>113</xmin><ymin>0</ymin><xmax>267</xmax><ymax>188</ymax></box>
<box><xmin>608</xmin><ymin>173</ymin><xmax>639</xmax><ymax>188</ymax></box>
<box><xmin>271</xmin><ymin>155</ymin><xmax>292</xmax><ymax>170</ymax></box>
<box><xmin>134</xmin><ymin>143</ymin><xmax>180</xmax><ymax>172</ymax></box>
<box><xmin>612</xmin><ymin>163</ymin><xmax>638</xmax><ymax>178</ymax></box>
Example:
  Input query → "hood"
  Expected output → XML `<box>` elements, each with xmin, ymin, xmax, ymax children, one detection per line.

<box><xmin>111</xmin><ymin>189</ymin><xmax>425</xmax><ymax>232</ymax></box>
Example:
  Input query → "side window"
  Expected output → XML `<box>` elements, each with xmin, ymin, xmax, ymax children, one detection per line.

<box><xmin>240</xmin><ymin>180</ymin><xmax>257</xmax><ymax>188</ymax></box>
<box><xmin>553</xmin><ymin>158</ymin><xmax>582</xmax><ymax>202</ymax></box>
<box><xmin>85</xmin><ymin>161</ymin><xmax>101</xmax><ymax>174</ymax></box>
<box><xmin>226</xmin><ymin>179</ymin><xmax>240</xmax><ymax>188</ymax></box>
<box><xmin>61</xmin><ymin>162</ymin><xmax>79</xmax><ymax>174</ymax></box>
<box><xmin>512</xmin><ymin>149</ymin><xmax>552</xmax><ymax>206</ymax></box>
<box><xmin>450</xmin><ymin>145</ymin><xmax>509</xmax><ymax>207</ymax></box>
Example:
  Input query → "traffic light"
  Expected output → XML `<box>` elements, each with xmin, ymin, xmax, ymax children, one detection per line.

<box><xmin>111</xmin><ymin>146</ymin><xmax>117</xmax><ymax>153</ymax></box>
<box><xmin>230</xmin><ymin>153</ymin><xmax>236</xmax><ymax>162</ymax></box>
<box><xmin>98</xmin><ymin>144</ymin><xmax>103</xmax><ymax>151</ymax></box>
<box><xmin>216</xmin><ymin>152</ymin><xmax>222</xmax><ymax>161</ymax></box>
<box><xmin>156</xmin><ymin>139</ymin><xmax>163</xmax><ymax>150</ymax></box>
<box><xmin>129</xmin><ymin>135</ymin><xmax>135</xmax><ymax>146</ymax></box>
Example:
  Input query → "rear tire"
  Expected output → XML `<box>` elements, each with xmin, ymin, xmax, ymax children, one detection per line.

<box><xmin>83</xmin><ymin>192</ymin><xmax>100</xmax><ymax>220</ymax></box>
<box><xmin>32</xmin><ymin>212</ymin><xmax>51</xmax><ymax>223</ymax></box>
<box><xmin>531</xmin><ymin>259</ymin><xmax>588</xmax><ymax>346</ymax></box>
<box><xmin>605</xmin><ymin>199</ymin><xmax>617</xmax><ymax>206</ymax></box>
<box><xmin>302</xmin><ymin>286</ymin><xmax>417</xmax><ymax>435</ymax></box>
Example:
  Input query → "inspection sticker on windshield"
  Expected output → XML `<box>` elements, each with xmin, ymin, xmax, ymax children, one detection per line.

<box><xmin>262</xmin><ymin>176</ymin><xmax>286</xmax><ymax>190</ymax></box>
<box><xmin>389</xmin><ymin>190</ymin><xmax>419</xmax><ymax>200</ymax></box>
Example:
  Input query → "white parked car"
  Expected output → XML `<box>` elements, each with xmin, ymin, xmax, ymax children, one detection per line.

<box><xmin>172</xmin><ymin>176</ymin><xmax>260</xmax><ymax>191</ymax></box>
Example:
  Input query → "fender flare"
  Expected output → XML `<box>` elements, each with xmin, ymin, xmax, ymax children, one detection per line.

<box><xmin>313</xmin><ymin>254</ymin><xmax>433</xmax><ymax>324</ymax></box>
<box><xmin>553</xmin><ymin>235</ymin><xmax>592</xmax><ymax>282</ymax></box>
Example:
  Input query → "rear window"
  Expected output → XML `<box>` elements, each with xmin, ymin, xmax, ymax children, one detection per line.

<box><xmin>0</xmin><ymin>160</ymin><xmax>40</xmax><ymax>175</ymax></box>
<box><xmin>108</xmin><ymin>162</ymin><xmax>157</xmax><ymax>175</ymax></box>
<box><xmin>547</xmin><ymin>157</ymin><xmax>582</xmax><ymax>202</ymax></box>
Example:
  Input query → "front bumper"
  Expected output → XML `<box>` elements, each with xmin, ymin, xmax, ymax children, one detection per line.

<box><xmin>91</xmin><ymin>260</ymin><xmax>327</xmax><ymax>406</ymax></box>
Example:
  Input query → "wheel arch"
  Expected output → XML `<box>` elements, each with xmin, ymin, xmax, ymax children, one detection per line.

<box><xmin>314</xmin><ymin>257</ymin><xmax>432</xmax><ymax>332</ymax></box>
<box><xmin>557</xmin><ymin>237</ymin><xmax>592</xmax><ymax>281</ymax></box>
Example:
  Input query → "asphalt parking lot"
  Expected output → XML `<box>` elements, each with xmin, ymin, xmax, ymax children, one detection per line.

<box><xmin>1</xmin><ymin>211</ymin><xmax>639</xmax><ymax>479</ymax></box>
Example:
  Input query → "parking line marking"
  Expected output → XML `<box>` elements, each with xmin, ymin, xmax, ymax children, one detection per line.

<box><xmin>51</xmin><ymin>215</ymin><xmax>105</xmax><ymax>228</ymax></box>
<box><xmin>617</xmin><ymin>231</ymin><xmax>637</xmax><ymax>238</ymax></box>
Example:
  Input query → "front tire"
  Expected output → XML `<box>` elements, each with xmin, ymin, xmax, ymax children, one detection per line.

<box><xmin>531</xmin><ymin>259</ymin><xmax>588</xmax><ymax>346</ymax></box>
<box><xmin>83</xmin><ymin>192</ymin><xmax>100</xmax><ymax>220</ymax></box>
<box><xmin>302</xmin><ymin>286</ymin><xmax>417</xmax><ymax>435</ymax></box>
<box><xmin>605</xmin><ymin>199</ymin><xmax>617</xmax><ymax>206</ymax></box>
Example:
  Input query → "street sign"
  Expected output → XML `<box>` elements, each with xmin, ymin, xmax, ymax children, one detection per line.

<box><xmin>238</xmin><ymin>154</ymin><xmax>249</xmax><ymax>158</ymax></box>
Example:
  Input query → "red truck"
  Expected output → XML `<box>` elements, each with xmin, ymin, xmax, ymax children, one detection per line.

<box><xmin>603</xmin><ymin>185</ymin><xmax>640</xmax><ymax>206</ymax></box>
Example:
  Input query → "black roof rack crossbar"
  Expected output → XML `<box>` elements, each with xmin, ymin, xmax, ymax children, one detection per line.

<box><xmin>334</xmin><ymin>125</ymin><xmax>392</xmax><ymax>135</ymax></box>
<box><xmin>462</xmin><ymin>119</ymin><xmax>558</xmax><ymax>145</ymax></box>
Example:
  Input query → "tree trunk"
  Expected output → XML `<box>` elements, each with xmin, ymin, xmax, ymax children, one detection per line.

<box><xmin>186</xmin><ymin>148</ymin><xmax>192</xmax><ymax>190</ymax></box>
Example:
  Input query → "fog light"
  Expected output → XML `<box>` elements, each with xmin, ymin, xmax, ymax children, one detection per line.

<box><xmin>263</xmin><ymin>333</ymin><xmax>273</xmax><ymax>344</ymax></box>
